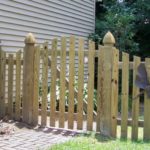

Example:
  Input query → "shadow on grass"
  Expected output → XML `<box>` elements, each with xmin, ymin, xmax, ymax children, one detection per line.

<box><xmin>78</xmin><ymin>132</ymin><xmax>115</xmax><ymax>143</ymax></box>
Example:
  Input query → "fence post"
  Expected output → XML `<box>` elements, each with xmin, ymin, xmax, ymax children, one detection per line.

<box><xmin>98</xmin><ymin>31</ymin><xmax>119</xmax><ymax>137</ymax></box>
<box><xmin>22</xmin><ymin>33</ymin><xmax>36</xmax><ymax>125</ymax></box>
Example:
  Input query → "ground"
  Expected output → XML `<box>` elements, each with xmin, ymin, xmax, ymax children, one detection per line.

<box><xmin>0</xmin><ymin>121</ymin><xmax>78</xmax><ymax>150</ymax></box>
<box><xmin>0</xmin><ymin>120</ymin><xmax>148</xmax><ymax>150</ymax></box>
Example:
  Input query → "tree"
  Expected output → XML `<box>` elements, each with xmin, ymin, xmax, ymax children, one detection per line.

<box><xmin>90</xmin><ymin>0</ymin><xmax>150</xmax><ymax>58</ymax></box>
<box><xmin>133</xmin><ymin>0</ymin><xmax>150</xmax><ymax>58</ymax></box>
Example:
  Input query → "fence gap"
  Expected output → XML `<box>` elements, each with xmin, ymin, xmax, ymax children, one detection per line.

<box><xmin>96</xmin><ymin>46</ymin><xmax>102</xmax><ymax>132</ymax></box>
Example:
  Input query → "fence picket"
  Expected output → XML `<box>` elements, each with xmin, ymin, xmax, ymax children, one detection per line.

<box><xmin>87</xmin><ymin>41</ymin><xmax>95</xmax><ymax>131</ymax></box>
<box><xmin>59</xmin><ymin>37</ymin><xmax>66</xmax><ymax>128</ymax></box>
<box><xmin>144</xmin><ymin>58</ymin><xmax>150</xmax><ymax>141</ymax></box>
<box><xmin>121</xmin><ymin>52</ymin><xmax>129</xmax><ymax>139</ymax></box>
<box><xmin>15</xmin><ymin>51</ymin><xmax>21</xmax><ymax>121</ymax></box>
<box><xmin>110</xmin><ymin>48</ymin><xmax>119</xmax><ymax>137</ymax></box>
<box><xmin>77</xmin><ymin>38</ymin><xmax>84</xmax><ymax>130</ymax></box>
<box><xmin>0</xmin><ymin>51</ymin><xmax>6</xmax><ymax>118</ymax></box>
<box><xmin>8</xmin><ymin>54</ymin><xmax>14</xmax><ymax>119</ymax></box>
<box><xmin>131</xmin><ymin>56</ymin><xmax>141</xmax><ymax>140</ymax></box>
<box><xmin>68</xmin><ymin>36</ymin><xmax>75</xmax><ymax>129</ymax></box>
<box><xmin>50</xmin><ymin>39</ymin><xmax>57</xmax><ymax>127</ymax></box>
<box><xmin>41</xmin><ymin>43</ymin><xmax>49</xmax><ymax>126</ymax></box>
<box><xmin>32</xmin><ymin>46</ymin><xmax>40</xmax><ymax>125</ymax></box>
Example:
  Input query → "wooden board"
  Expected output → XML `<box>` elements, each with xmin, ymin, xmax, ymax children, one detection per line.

<box><xmin>110</xmin><ymin>48</ymin><xmax>119</xmax><ymax>137</ymax></box>
<box><xmin>0</xmin><ymin>51</ymin><xmax>6</xmax><ymax>118</ymax></box>
<box><xmin>59</xmin><ymin>37</ymin><xmax>66</xmax><ymax>128</ymax></box>
<box><xmin>144</xmin><ymin>58</ymin><xmax>150</xmax><ymax>141</ymax></box>
<box><xmin>98</xmin><ymin>45</ymin><xmax>113</xmax><ymax>136</ymax></box>
<box><xmin>68</xmin><ymin>36</ymin><xmax>75</xmax><ymax>129</ymax></box>
<box><xmin>32</xmin><ymin>46</ymin><xmax>40</xmax><ymax>125</ymax></box>
<box><xmin>121</xmin><ymin>52</ymin><xmax>129</xmax><ymax>139</ymax></box>
<box><xmin>41</xmin><ymin>43</ymin><xmax>49</xmax><ymax>126</ymax></box>
<box><xmin>15</xmin><ymin>51</ymin><xmax>21</xmax><ymax>121</ymax></box>
<box><xmin>131</xmin><ymin>56</ymin><xmax>141</xmax><ymax>140</ymax></box>
<box><xmin>8</xmin><ymin>54</ymin><xmax>14</xmax><ymax>119</ymax></box>
<box><xmin>50</xmin><ymin>39</ymin><xmax>57</xmax><ymax>127</ymax></box>
<box><xmin>77</xmin><ymin>38</ymin><xmax>84</xmax><ymax>130</ymax></box>
<box><xmin>22</xmin><ymin>41</ymin><xmax>35</xmax><ymax>124</ymax></box>
<box><xmin>97</xmin><ymin>46</ymin><xmax>119</xmax><ymax>136</ymax></box>
<box><xmin>87</xmin><ymin>41</ymin><xmax>95</xmax><ymax>131</ymax></box>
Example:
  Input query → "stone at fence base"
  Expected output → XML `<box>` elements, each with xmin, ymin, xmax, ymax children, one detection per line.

<box><xmin>0</xmin><ymin>121</ymin><xmax>15</xmax><ymax>136</ymax></box>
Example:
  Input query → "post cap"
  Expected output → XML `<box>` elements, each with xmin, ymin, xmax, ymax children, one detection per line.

<box><xmin>103</xmin><ymin>31</ymin><xmax>115</xmax><ymax>46</ymax></box>
<box><xmin>25</xmin><ymin>33</ymin><xmax>36</xmax><ymax>44</ymax></box>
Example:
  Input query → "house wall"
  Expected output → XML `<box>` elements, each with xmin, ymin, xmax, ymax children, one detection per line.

<box><xmin>0</xmin><ymin>0</ymin><xmax>95</xmax><ymax>51</ymax></box>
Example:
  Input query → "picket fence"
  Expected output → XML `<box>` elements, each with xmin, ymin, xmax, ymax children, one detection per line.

<box><xmin>0</xmin><ymin>32</ymin><xmax>150</xmax><ymax>141</ymax></box>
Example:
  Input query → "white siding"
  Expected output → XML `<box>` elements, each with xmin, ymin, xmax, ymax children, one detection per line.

<box><xmin>0</xmin><ymin>0</ymin><xmax>95</xmax><ymax>51</ymax></box>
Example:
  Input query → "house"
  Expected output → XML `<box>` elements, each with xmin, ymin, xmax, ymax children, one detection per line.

<box><xmin>0</xmin><ymin>0</ymin><xmax>96</xmax><ymax>51</ymax></box>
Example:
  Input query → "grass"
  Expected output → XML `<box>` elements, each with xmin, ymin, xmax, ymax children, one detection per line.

<box><xmin>49</xmin><ymin>134</ymin><xmax>150</xmax><ymax>150</ymax></box>
<box><xmin>49</xmin><ymin>127</ymin><xmax>150</xmax><ymax>150</ymax></box>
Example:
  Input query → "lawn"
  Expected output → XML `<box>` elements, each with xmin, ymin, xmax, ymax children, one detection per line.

<box><xmin>49</xmin><ymin>127</ymin><xmax>150</xmax><ymax>150</ymax></box>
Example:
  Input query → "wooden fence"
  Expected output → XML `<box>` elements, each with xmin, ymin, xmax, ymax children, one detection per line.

<box><xmin>0</xmin><ymin>32</ymin><xmax>150</xmax><ymax>141</ymax></box>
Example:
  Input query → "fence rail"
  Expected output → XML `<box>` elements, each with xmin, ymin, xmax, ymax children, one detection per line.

<box><xmin>0</xmin><ymin>32</ymin><xmax>150</xmax><ymax>141</ymax></box>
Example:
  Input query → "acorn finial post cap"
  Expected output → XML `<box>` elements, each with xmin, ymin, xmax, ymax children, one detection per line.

<box><xmin>25</xmin><ymin>33</ymin><xmax>36</xmax><ymax>44</ymax></box>
<box><xmin>103</xmin><ymin>31</ymin><xmax>115</xmax><ymax>45</ymax></box>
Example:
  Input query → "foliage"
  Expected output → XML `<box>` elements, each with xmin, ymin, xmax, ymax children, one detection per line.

<box><xmin>132</xmin><ymin>0</ymin><xmax>150</xmax><ymax>57</ymax></box>
<box><xmin>39</xmin><ymin>78</ymin><xmax>97</xmax><ymax>112</ymax></box>
<box><xmin>83</xmin><ymin>83</ymin><xmax>98</xmax><ymax>111</ymax></box>
<box><xmin>90</xmin><ymin>0</ymin><xmax>150</xmax><ymax>58</ymax></box>
<box><xmin>88</xmin><ymin>33</ymin><xmax>101</xmax><ymax>49</ymax></box>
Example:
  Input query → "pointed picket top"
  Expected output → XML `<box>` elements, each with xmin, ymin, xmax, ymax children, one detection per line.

<box><xmin>25</xmin><ymin>33</ymin><xmax>36</xmax><ymax>44</ymax></box>
<box><xmin>103</xmin><ymin>31</ymin><xmax>115</xmax><ymax>46</ymax></box>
